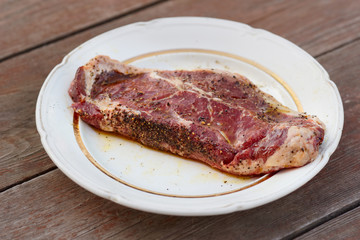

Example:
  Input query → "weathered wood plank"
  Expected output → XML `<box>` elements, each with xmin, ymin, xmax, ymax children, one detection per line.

<box><xmin>250</xmin><ymin>0</ymin><xmax>360</xmax><ymax>57</ymax></box>
<box><xmin>296</xmin><ymin>206</ymin><xmax>360</xmax><ymax>240</ymax></box>
<box><xmin>0</xmin><ymin>0</ymin><xmax>296</xmax><ymax>191</ymax></box>
<box><xmin>1</xmin><ymin>0</ymin><xmax>360</xmax><ymax>237</ymax></box>
<box><xmin>1</xmin><ymin>31</ymin><xmax>359</xmax><ymax>240</ymax></box>
<box><xmin>2</xmin><ymin>0</ymin><xmax>359</xmax><ymax>191</ymax></box>
<box><xmin>0</xmin><ymin>170</ymin><xmax>153</xmax><ymax>239</ymax></box>
<box><xmin>169</xmin><ymin>35</ymin><xmax>360</xmax><ymax>240</ymax></box>
<box><xmin>0</xmin><ymin>0</ymin><xmax>160</xmax><ymax>60</ymax></box>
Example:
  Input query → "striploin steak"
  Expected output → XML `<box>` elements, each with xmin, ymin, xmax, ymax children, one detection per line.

<box><xmin>69</xmin><ymin>55</ymin><xmax>325</xmax><ymax>175</ymax></box>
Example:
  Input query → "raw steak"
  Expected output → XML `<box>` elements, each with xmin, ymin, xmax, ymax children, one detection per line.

<box><xmin>69</xmin><ymin>55</ymin><xmax>325</xmax><ymax>175</ymax></box>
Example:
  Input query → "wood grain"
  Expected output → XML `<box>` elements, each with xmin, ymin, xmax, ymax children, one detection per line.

<box><xmin>1</xmin><ymin>20</ymin><xmax>360</xmax><ymax>240</ymax></box>
<box><xmin>2</xmin><ymin>0</ymin><xmax>360</xmax><ymax>190</ymax></box>
<box><xmin>0</xmin><ymin>0</ymin><xmax>298</xmax><ymax>191</ymax></box>
<box><xmin>0</xmin><ymin>170</ymin><xmax>153</xmax><ymax>239</ymax></box>
<box><xmin>250</xmin><ymin>0</ymin><xmax>360</xmax><ymax>57</ymax></box>
<box><xmin>0</xmin><ymin>0</ymin><xmax>160</xmax><ymax>60</ymax></box>
<box><xmin>296</xmin><ymin>206</ymin><xmax>360</xmax><ymax>240</ymax></box>
<box><xmin>98</xmin><ymin>0</ymin><xmax>360</xmax><ymax>57</ymax></box>
<box><xmin>1</xmin><ymin>0</ymin><xmax>360</xmax><ymax>238</ymax></box>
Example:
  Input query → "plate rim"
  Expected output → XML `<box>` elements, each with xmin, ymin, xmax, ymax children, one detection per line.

<box><xmin>36</xmin><ymin>16</ymin><xmax>344</xmax><ymax>216</ymax></box>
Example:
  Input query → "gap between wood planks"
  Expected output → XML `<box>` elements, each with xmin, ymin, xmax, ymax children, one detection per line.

<box><xmin>0</xmin><ymin>0</ymin><xmax>170</xmax><ymax>64</ymax></box>
<box><xmin>314</xmin><ymin>35</ymin><xmax>360</xmax><ymax>59</ymax></box>
<box><xmin>0</xmin><ymin>0</ymin><xmax>357</xmax><ymax>193</ymax></box>
<box><xmin>0</xmin><ymin>166</ymin><xmax>57</xmax><ymax>193</ymax></box>
<box><xmin>0</xmin><ymin>0</ymin><xmax>296</xmax><ymax>64</ymax></box>
<box><xmin>1</xmin><ymin>18</ymin><xmax>359</xmax><ymax>240</ymax></box>
<box><xmin>2</xmin><ymin>0</ymin><xmax>357</xmax><ymax>194</ymax></box>
<box><xmin>286</xmin><ymin>200</ymin><xmax>360</xmax><ymax>240</ymax></box>
<box><xmin>0</xmin><ymin>0</ymin><xmax>298</xmax><ymax>194</ymax></box>
<box><xmin>1</xmin><ymin>0</ymin><xmax>359</xmax><ymax>237</ymax></box>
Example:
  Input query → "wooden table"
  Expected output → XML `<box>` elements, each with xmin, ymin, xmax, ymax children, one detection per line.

<box><xmin>1</xmin><ymin>0</ymin><xmax>359</xmax><ymax>239</ymax></box>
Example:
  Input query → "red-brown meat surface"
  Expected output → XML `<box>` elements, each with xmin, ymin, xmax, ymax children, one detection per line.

<box><xmin>69</xmin><ymin>55</ymin><xmax>325</xmax><ymax>175</ymax></box>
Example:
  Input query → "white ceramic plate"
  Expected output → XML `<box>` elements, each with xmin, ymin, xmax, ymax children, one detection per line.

<box><xmin>36</xmin><ymin>17</ymin><xmax>343</xmax><ymax>216</ymax></box>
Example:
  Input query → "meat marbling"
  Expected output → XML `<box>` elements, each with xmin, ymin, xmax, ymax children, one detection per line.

<box><xmin>69</xmin><ymin>55</ymin><xmax>325</xmax><ymax>175</ymax></box>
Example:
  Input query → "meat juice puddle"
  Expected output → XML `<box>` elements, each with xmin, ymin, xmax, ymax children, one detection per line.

<box><xmin>93</xmin><ymin>127</ymin><xmax>255</xmax><ymax>184</ymax></box>
<box><xmin>75</xmin><ymin>118</ymin><xmax>266</xmax><ymax>197</ymax></box>
<box><xmin>74</xmin><ymin>49</ymin><xmax>301</xmax><ymax>197</ymax></box>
